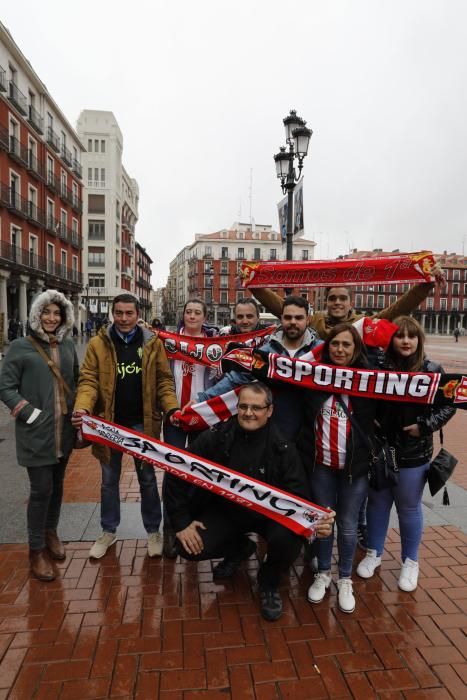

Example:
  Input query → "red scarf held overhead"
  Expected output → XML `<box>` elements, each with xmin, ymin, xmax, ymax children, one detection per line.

<box><xmin>240</xmin><ymin>251</ymin><xmax>436</xmax><ymax>288</ymax></box>
<box><xmin>81</xmin><ymin>415</ymin><xmax>330</xmax><ymax>540</ymax></box>
<box><xmin>220</xmin><ymin>348</ymin><xmax>467</xmax><ymax>410</ymax></box>
<box><xmin>159</xmin><ymin>326</ymin><xmax>274</xmax><ymax>368</ymax></box>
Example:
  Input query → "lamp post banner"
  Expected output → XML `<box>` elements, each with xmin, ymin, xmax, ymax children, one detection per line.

<box><xmin>158</xmin><ymin>326</ymin><xmax>275</xmax><ymax>368</ymax></box>
<box><xmin>221</xmin><ymin>347</ymin><xmax>467</xmax><ymax>410</ymax></box>
<box><xmin>81</xmin><ymin>415</ymin><xmax>330</xmax><ymax>539</ymax></box>
<box><xmin>293</xmin><ymin>177</ymin><xmax>304</xmax><ymax>237</ymax></box>
<box><xmin>277</xmin><ymin>194</ymin><xmax>288</xmax><ymax>243</ymax></box>
<box><xmin>240</xmin><ymin>251</ymin><xmax>436</xmax><ymax>288</ymax></box>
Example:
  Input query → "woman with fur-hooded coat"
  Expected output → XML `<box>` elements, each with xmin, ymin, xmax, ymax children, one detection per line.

<box><xmin>0</xmin><ymin>290</ymin><xmax>79</xmax><ymax>581</ymax></box>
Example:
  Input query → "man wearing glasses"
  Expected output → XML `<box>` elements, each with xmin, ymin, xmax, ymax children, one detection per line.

<box><xmin>164</xmin><ymin>381</ymin><xmax>334</xmax><ymax>622</ymax></box>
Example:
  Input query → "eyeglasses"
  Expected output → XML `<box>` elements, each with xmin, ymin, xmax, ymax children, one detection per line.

<box><xmin>238</xmin><ymin>403</ymin><xmax>270</xmax><ymax>413</ymax></box>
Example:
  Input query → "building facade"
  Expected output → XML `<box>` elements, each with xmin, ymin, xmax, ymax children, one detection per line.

<box><xmin>316</xmin><ymin>249</ymin><xmax>467</xmax><ymax>334</ymax></box>
<box><xmin>134</xmin><ymin>242</ymin><xmax>152</xmax><ymax>320</ymax></box>
<box><xmin>165</xmin><ymin>222</ymin><xmax>316</xmax><ymax>326</ymax></box>
<box><xmin>77</xmin><ymin>110</ymin><xmax>143</xmax><ymax>321</ymax></box>
<box><xmin>0</xmin><ymin>22</ymin><xmax>84</xmax><ymax>343</ymax></box>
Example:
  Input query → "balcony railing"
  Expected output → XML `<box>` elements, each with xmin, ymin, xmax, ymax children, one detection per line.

<box><xmin>61</xmin><ymin>145</ymin><xmax>72</xmax><ymax>167</ymax></box>
<box><xmin>6</xmin><ymin>187</ymin><xmax>29</xmax><ymax>218</ymax></box>
<box><xmin>46</xmin><ymin>126</ymin><xmax>61</xmax><ymax>152</ymax></box>
<box><xmin>87</xmin><ymin>180</ymin><xmax>106</xmax><ymax>188</ymax></box>
<box><xmin>28</xmin><ymin>105</ymin><xmax>44</xmax><ymax>134</ymax></box>
<box><xmin>71</xmin><ymin>232</ymin><xmax>82</xmax><ymax>249</ymax></box>
<box><xmin>60</xmin><ymin>183</ymin><xmax>72</xmax><ymax>205</ymax></box>
<box><xmin>27</xmin><ymin>201</ymin><xmax>45</xmax><ymax>227</ymax></box>
<box><xmin>72</xmin><ymin>159</ymin><xmax>82</xmax><ymax>179</ymax></box>
<box><xmin>8</xmin><ymin>81</ymin><xmax>27</xmax><ymax>115</ymax></box>
<box><xmin>0</xmin><ymin>124</ymin><xmax>8</xmax><ymax>151</ymax></box>
<box><xmin>0</xmin><ymin>240</ymin><xmax>83</xmax><ymax>285</ymax></box>
<box><xmin>46</xmin><ymin>215</ymin><xmax>59</xmax><ymax>235</ymax></box>
<box><xmin>0</xmin><ymin>67</ymin><xmax>6</xmax><ymax>92</ymax></box>
<box><xmin>9</xmin><ymin>135</ymin><xmax>28</xmax><ymax>166</ymax></box>
<box><xmin>46</xmin><ymin>171</ymin><xmax>60</xmax><ymax>194</ymax></box>
<box><xmin>27</xmin><ymin>151</ymin><xmax>45</xmax><ymax>180</ymax></box>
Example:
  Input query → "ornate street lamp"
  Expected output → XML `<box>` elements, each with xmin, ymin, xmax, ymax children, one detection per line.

<box><xmin>273</xmin><ymin>110</ymin><xmax>312</xmax><ymax>260</ymax></box>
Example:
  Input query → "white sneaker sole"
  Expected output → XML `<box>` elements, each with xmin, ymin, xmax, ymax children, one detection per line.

<box><xmin>307</xmin><ymin>587</ymin><xmax>330</xmax><ymax>604</ymax></box>
<box><xmin>338</xmin><ymin>601</ymin><xmax>356</xmax><ymax>614</ymax></box>
<box><xmin>89</xmin><ymin>536</ymin><xmax>117</xmax><ymax>559</ymax></box>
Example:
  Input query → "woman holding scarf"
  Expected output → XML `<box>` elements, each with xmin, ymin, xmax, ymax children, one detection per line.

<box><xmin>298</xmin><ymin>323</ymin><xmax>376</xmax><ymax>614</ymax></box>
<box><xmin>357</xmin><ymin>316</ymin><xmax>455</xmax><ymax>591</ymax></box>
<box><xmin>0</xmin><ymin>290</ymin><xmax>79</xmax><ymax>582</ymax></box>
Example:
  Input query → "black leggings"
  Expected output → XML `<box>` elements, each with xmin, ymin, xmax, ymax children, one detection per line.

<box><xmin>26</xmin><ymin>461</ymin><xmax>67</xmax><ymax>550</ymax></box>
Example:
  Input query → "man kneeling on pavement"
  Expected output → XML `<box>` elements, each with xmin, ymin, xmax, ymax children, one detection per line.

<box><xmin>164</xmin><ymin>381</ymin><xmax>335</xmax><ymax>621</ymax></box>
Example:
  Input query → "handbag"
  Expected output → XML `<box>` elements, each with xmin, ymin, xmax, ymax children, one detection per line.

<box><xmin>427</xmin><ymin>429</ymin><xmax>457</xmax><ymax>503</ymax></box>
<box><xmin>336</xmin><ymin>397</ymin><xmax>398</xmax><ymax>491</ymax></box>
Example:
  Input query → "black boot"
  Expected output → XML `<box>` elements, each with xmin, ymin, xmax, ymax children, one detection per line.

<box><xmin>29</xmin><ymin>549</ymin><xmax>55</xmax><ymax>582</ymax></box>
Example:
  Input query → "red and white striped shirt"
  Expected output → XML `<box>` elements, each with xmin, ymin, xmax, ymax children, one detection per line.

<box><xmin>314</xmin><ymin>395</ymin><xmax>351</xmax><ymax>469</ymax></box>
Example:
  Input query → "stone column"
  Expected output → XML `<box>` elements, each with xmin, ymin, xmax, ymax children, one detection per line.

<box><xmin>447</xmin><ymin>314</ymin><xmax>451</xmax><ymax>335</ymax></box>
<box><xmin>0</xmin><ymin>269</ymin><xmax>10</xmax><ymax>346</ymax></box>
<box><xmin>435</xmin><ymin>314</ymin><xmax>439</xmax><ymax>334</ymax></box>
<box><xmin>18</xmin><ymin>274</ymin><xmax>30</xmax><ymax>324</ymax></box>
<box><xmin>421</xmin><ymin>314</ymin><xmax>426</xmax><ymax>331</ymax></box>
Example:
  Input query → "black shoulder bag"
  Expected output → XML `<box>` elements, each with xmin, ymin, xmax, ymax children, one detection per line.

<box><xmin>336</xmin><ymin>397</ymin><xmax>399</xmax><ymax>491</ymax></box>
<box><xmin>427</xmin><ymin>428</ymin><xmax>458</xmax><ymax>504</ymax></box>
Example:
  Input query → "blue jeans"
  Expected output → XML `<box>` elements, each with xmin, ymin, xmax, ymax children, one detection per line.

<box><xmin>366</xmin><ymin>462</ymin><xmax>429</xmax><ymax>562</ymax></box>
<box><xmin>311</xmin><ymin>465</ymin><xmax>368</xmax><ymax>578</ymax></box>
<box><xmin>100</xmin><ymin>423</ymin><xmax>162</xmax><ymax>534</ymax></box>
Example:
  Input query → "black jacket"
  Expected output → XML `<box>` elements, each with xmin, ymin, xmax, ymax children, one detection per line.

<box><xmin>378</xmin><ymin>359</ymin><xmax>456</xmax><ymax>468</ymax></box>
<box><xmin>297</xmin><ymin>392</ymin><xmax>378</xmax><ymax>481</ymax></box>
<box><xmin>164</xmin><ymin>418</ymin><xmax>309</xmax><ymax>532</ymax></box>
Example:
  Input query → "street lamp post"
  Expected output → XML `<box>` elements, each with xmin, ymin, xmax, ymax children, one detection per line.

<box><xmin>274</xmin><ymin>110</ymin><xmax>312</xmax><ymax>261</ymax></box>
<box><xmin>96</xmin><ymin>288</ymin><xmax>101</xmax><ymax>319</ymax></box>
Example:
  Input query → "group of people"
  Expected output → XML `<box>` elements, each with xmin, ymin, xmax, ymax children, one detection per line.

<box><xmin>0</xmin><ymin>269</ymin><xmax>455</xmax><ymax>622</ymax></box>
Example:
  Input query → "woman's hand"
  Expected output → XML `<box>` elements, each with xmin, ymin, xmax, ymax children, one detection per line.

<box><xmin>315</xmin><ymin>510</ymin><xmax>335</xmax><ymax>538</ymax></box>
<box><xmin>71</xmin><ymin>409</ymin><xmax>88</xmax><ymax>428</ymax></box>
<box><xmin>176</xmin><ymin>520</ymin><xmax>206</xmax><ymax>555</ymax></box>
<box><xmin>402</xmin><ymin>423</ymin><xmax>421</xmax><ymax>438</ymax></box>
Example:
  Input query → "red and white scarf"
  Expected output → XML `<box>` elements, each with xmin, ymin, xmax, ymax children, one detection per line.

<box><xmin>240</xmin><ymin>251</ymin><xmax>436</xmax><ymax>289</ymax></box>
<box><xmin>314</xmin><ymin>395</ymin><xmax>351</xmax><ymax>468</ymax></box>
<box><xmin>82</xmin><ymin>415</ymin><xmax>330</xmax><ymax>539</ymax></box>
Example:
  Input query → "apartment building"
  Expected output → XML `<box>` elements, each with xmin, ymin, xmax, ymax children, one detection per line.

<box><xmin>134</xmin><ymin>242</ymin><xmax>152</xmax><ymax>320</ymax></box>
<box><xmin>77</xmin><ymin>110</ymin><xmax>143</xmax><ymax>321</ymax></box>
<box><xmin>165</xmin><ymin>222</ymin><xmax>316</xmax><ymax>325</ymax></box>
<box><xmin>0</xmin><ymin>22</ymin><xmax>84</xmax><ymax>343</ymax></box>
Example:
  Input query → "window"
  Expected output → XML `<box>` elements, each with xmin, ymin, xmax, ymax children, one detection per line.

<box><xmin>464</xmin><ymin>298</ymin><xmax>467</xmax><ymax>311</ymax></box>
<box><xmin>72</xmin><ymin>255</ymin><xmax>78</xmax><ymax>282</ymax></box>
<box><xmin>101</xmin><ymin>140</ymin><xmax>105</xmax><ymax>153</ymax></box>
<box><xmin>204</xmin><ymin>261</ymin><xmax>212</xmax><ymax>272</ymax></box>
<box><xmin>60</xmin><ymin>209</ymin><xmax>67</xmax><ymax>234</ymax></box>
<box><xmin>355</xmin><ymin>294</ymin><xmax>363</xmax><ymax>308</ymax></box>
<box><xmin>47</xmin><ymin>199</ymin><xmax>54</xmax><ymax>227</ymax></box>
<box><xmin>390</xmin><ymin>295</ymin><xmax>397</xmax><ymax>305</ymax></box>
<box><xmin>427</xmin><ymin>297</ymin><xmax>434</xmax><ymax>309</ymax></box>
<box><xmin>220</xmin><ymin>291</ymin><xmax>228</xmax><ymax>303</ymax></box>
<box><xmin>11</xmin><ymin>225</ymin><xmax>22</xmax><ymax>251</ymax></box>
<box><xmin>88</xmin><ymin>139</ymin><xmax>92</xmax><ymax>152</ymax></box>
<box><xmin>89</xmin><ymin>274</ymin><xmax>105</xmax><ymax>287</ymax></box>
<box><xmin>221</xmin><ymin>246</ymin><xmax>229</xmax><ymax>258</ymax></box>
<box><xmin>47</xmin><ymin>113</ymin><xmax>53</xmax><ymax>130</ymax></box>
<box><xmin>47</xmin><ymin>242</ymin><xmax>55</xmax><ymax>273</ymax></box>
<box><xmin>72</xmin><ymin>218</ymin><xmax>78</xmax><ymax>235</ymax></box>
<box><xmin>270</xmin><ymin>249</ymin><xmax>277</xmax><ymax>260</ymax></box>
<box><xmin>452</xmin><ymin>282</ymin><xmax>459</xmax><ymax>295</ymax></box>
<box><xmin>377</xmin><ymin>295</ymin><xmax>384</xmax><ymax>308</ymax></box>
<box><xmin>47</xmin><ymin>155</ymin><xmax>54</xmax><ymax>179</ymax></box>
<box><xmin>220</xmin><ymin>275</ymin><xmax>229</xmax><ymax>288</ymax></box>
<box><xmin>367</xmin><ymin>294</ymin><xmax>374</xmax><ymax>307</ymax></box>
<box><xmin>88</xmin><ymin>247</ymin><xmax>105</xmax><ymax>266</ymax></box>
<box><xmin>220</xmin><ymin>262</ymin><xmax>228</xmax><ymax>274</ymax></box>
<box><xmin>254</xmin><ymin>248</ymin><xmax>261</xmax><ymax>260</ymax></box>
<box><xmin>61</xmin><ymin>131</ymin><xmax>66</xmax><ymax>149</ymax></box>
<box><xmin>88</xmin><ymin>194</ymin><xmax>105</xmax><ymax>213</ymax></box>
<box><xmin>237</xmin><ymin>247</ymin><xmax>245</xmax><ymax>259</ymax></box>
<box><xmin>452</xmin><ymin>298</ymin><xmax>459</xmax><ymax>311</ymax></box>
<box><xmin>302</xmin><ymin>250</ymin><xmax>309</xmax><ymax>260</ymax></box>
<box><xmin>205</xmin><ymin>290</ymin><xmax>212</xmax><ymax>304</ymax></box>
<box><xmin>101</xmin><ymin>168</ymin><xmax>105</xmax><ymax>182</ymax></box>
<box><xmin>89</xmin><ymin>221</ymin><xmax>105</xmax><ymax>240</ymax></box>
<box><xmin>204</xmin><ymin>245</ymin><xmax>212</xmax><ymax>256</ymax></box>
<box><xmin>453</xmin><ymin>269</ymin><xmax>460</xmax><ymax>281</ymax></box>
<box><xmin>440</xmin><ymin>298</ymin><xmax>447</xmax><ymax>310</ymax></box>
<box><xmin>61</xmin><ymin>170</ymin><xmax>67</xmax><ymax>194</ymax></box>
<box><xmin>94</xmin><ymin>139</ymin><xmax>99</xmax><ymax>152</ymax></box>
<box><xmin>61</xmin><ymin>250</ymin><xmax>67</xmax><ymax>270</ymax></box>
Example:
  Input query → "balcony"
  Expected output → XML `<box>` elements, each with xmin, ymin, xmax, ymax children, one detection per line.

<box><xmin>27</xmin><ymin>201</ymin><xmax>45</xmax><ymax>227</ymax></box>
<box><xmin>0</xmin><ymin>183</ymin><xmax>10</xmax><ymax>208</ymax></box>
<box><xmin>46</xmin><ymin>170</ymin><xmax>60</xmax><ymax>194</ymax></box>
<box><xmin>9</xmin><ymin>136</ymin><xmax>28</xmax><ymax>167</ymax></box>
<box><xmin>122</xmin><ymin>267</ymin><xmax>134</xmax><ymax>278</ymax></box>
<box><xmin>0</xmin><ymin>240</ymin><xmax>83</xmax><ymax>286</ymax></box>
<box><xmin>27</xmin><ymin>151</ymin><xmax>45</xmax><ymax>180</ymax></box>
<box><xmin>58</xmin><ymin>221</ymin><xmax>71</xmax><ymax>243</ymax></box>
<box><xmin>46</xmin><ymin>126</ymin><xmax>61</xmax><ymax>152</ymax></box>
<box><xmin>28</xmin><ymin>105</ymin><xmax>44</xmax><ymax>134</ymax></box>
<box><xmin>71</xmin><ymin>192</ymin><xmax>82</xmax><ymax>214</ymax></box>
<box><xmin>87</xmin><ymin>180</ymin><xmax>106</xmax><ymax>188</ymax></box>
<box><xmin>0</xmin><ymin>66</ymin><xmax>6</xmax><ymax>92</ymax></box>
<box><xmin>72</xmin><ymin>159</ymin><xmax>82</xmax><ymax>179</ymax></box>
<box><xmin>7</xmin><ymin>188</ymin><xmax>29</xmax><ymax>219</ymax></box>
<box><xmin>60</xmin><ymin>183</ymin><xmax>73</xmax><ymax>206</ymax></box>
<box><xmin>61</xmin><ymin>145</ymin><xmax>72</xmax><ymax>167</ymax></box>
<box><xmin>71</xmin><ymin>232</ymin><xmax>82</xmax><ymax>249</ymax></box>
<box><xmin>46</xmin><ymin>215</ymin><xmax>59</xmax><ymax>235</ymax></box>
<box><xmin>8</xmin><ymin>81</ymin><xmax>27</xmax><ymax>115</ymax></box>
<box><xmin>0</xmin><ymin>124</ymin><xmax>9</xmax><ymax>151</ymax></box>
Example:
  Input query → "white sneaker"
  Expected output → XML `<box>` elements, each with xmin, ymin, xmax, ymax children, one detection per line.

<box><xmin>307</xmin><ymin>572</ymin><xmax>332</xmax><ymax>603</ymax></box>
<box><xmin>147</xmin><ymin>532</ymin><xmax>163</xmax><ymax>558</ymax></box>
<box><xmin>89</xmin><ymin>532</ymin><xmax>117</xmax><ymax>559</ymax></box>
<box><xmin>357</xmin><ymin>549</ymin><xmax>381</xmax><ymax>579</ymax></box>
<box><xmin>398</xmin><ymin>558</ymin><xmax>419</xmax><ymax>592</ymax></box>
<box><xmin>337</xmin><ymin>578</ymin><xmax>355</xmax><ymax>613</ymax></box>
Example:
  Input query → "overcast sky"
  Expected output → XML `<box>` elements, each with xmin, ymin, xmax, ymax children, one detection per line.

<box><xmin>3</xmin><ymin>1</ymin><xmax>466</xmax><ymax>286</ymax></box>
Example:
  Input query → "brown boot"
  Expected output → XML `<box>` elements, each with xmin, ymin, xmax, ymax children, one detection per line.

<box><xmin>29</xmin><ymin>549</ymin><xmax>55</xmax><ymax>582</ymax></box>
<box><xmin>45</xmin><ymin>530</ymin><xmax>66</xmax><ymax>560</ymax></box>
